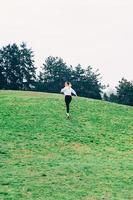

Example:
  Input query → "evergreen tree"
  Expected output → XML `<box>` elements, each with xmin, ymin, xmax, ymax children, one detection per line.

<box><xmin>37</xmin><ymin>56</ymin><xmax>102</xmax><ymax>99</ymax></box>
<box><xmin>72</xmin><ymin>65</ymin><xmax>102</xmax><ymax>99</ymax></box>
<box><xmin>116</xmin><ymin>78</ymin><xmax>133</xmax><ymax>106</ymax></box>
<box><xmin>38</xmin><ymin>56</ymin><xmax>72</xmax><ymax>93</ymax></box>
<box><xmin>0</xmin><ymin>43</ymin><xmax>36</xmax><ymax>90</ymax></box>
<box><xmin>0</xmin><ymin>56</ymin><xmax>5</xmax><ymax>89</ymax></box>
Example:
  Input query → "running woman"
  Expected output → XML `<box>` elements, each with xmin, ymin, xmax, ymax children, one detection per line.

<box><xmin>61</xmin><ymin>82</ymin><xmax>77</xmax><ymax>118</ymax></box>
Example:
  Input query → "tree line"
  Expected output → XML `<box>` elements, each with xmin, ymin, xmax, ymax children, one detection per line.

<box><xmin>0</xmin><ymin>43</ymin><xmax>133</xmax><ymax>106</ymax></box>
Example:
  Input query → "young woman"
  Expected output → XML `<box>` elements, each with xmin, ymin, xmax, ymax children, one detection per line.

<box><xmin>61</xmin><ymin>82</ymin><xmax>77</xmax><ymax>118</ymax></box>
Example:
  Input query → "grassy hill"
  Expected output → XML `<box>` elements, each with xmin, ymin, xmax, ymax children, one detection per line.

<box><xmin>0</xmin><ymin>90</ymin><xmax>133</xmax><ymax>200</ymax></box>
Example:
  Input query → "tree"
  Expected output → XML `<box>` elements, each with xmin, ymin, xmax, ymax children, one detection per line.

<box><xmin>103</xmin><ymin>93</ymin><xmax>109</xmax><ymax>101</ymax></box>
<box><xmin>104</xmin><ymin>78</ymin><xmax>133</xmax><ymax>106</ymax></box>
<box><xmin>37</xmin><ymin>56</ymin><xmax>72</xmax><ymax>93</ymax></box>
<box><xmin>116</xmin><ymin>78</ymin><xmax>133</xmax><ymax>106</ymax></box>
<box><xmin>72</xmin><ymin>65</ymin><xmax>102</xmax><ymax>99</ymax></box>
<box><xmin>84</xmin><ymin>66</ymin><xmax>102</xmax><ymax>99</ymax></box>
<box><xmin>37</xmin><ymin>56</ymin><xmax>102</xmax><ymax>99</ymax></box>
<box><xmin>19</xmin><ymin>43</ymin><xmax>36</xmax><ymax>89</ymax></box>
<box><xmin>108</xmin><ymin>93</ymin><xmax>118</xmax><ymax>103</ymax></box>
<box><xmin>0</xmin><ymin>56</ymin><xmax>5</xmax><ymax>89</ymax></box>
<box><xmin>71</xmin><ymin>64</ymin><xmax>85</xmax><ymax>96</ymax></box>
<box><xmin>0</xmin><ymin>43</ymin><xmax>36</xmax><ymax>90</ymax></box>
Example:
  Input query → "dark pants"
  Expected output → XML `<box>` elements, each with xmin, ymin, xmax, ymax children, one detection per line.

<box><xmin>65</xmin><ymin>95</ymin><xmax>72</xmax><ymax>113</ymax></box>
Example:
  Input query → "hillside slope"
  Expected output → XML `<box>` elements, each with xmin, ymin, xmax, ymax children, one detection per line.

<box><xmin>0</xmin><ymin>91</ymin><xmax>133</xmax><ymax>200</ymax></box>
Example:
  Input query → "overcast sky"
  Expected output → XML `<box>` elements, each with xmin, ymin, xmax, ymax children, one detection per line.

<box><xmin>0</xmin><ymin>0</ymin><xmax>133</xmax><ymax>88</ymax></box>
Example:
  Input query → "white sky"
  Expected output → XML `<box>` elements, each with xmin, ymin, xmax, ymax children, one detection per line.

<box><xmin>0</xmin><ymin>0</ymin><xmax>133</xmax><ymax>88</ymax></box>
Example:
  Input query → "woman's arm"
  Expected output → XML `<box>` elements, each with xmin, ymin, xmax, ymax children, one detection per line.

<box><xmin>61</xmin><ymin>88</ymin><xmax>65</xmax><ymax>93</ymax></box>
<box><xmin>71</xmin><ymin>88</ymin><xmax>77</xmax><ymax>96</ymax></box>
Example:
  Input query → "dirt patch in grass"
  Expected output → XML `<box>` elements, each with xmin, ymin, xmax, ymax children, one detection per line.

<box><xmin>69</xmin><ymin>143</ymin><xmax>91</xmax><ymax>154</ymax></box>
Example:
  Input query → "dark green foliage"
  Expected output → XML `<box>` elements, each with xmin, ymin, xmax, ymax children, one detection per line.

<box><xmin>106</xmin><ymin>78</ymin><xmax>133</xmax><ymax>106</ymax></box>
<box><xmin>103</xmin><ymin>93</ymin><xmax>109</xmax><ymax>101</ymax></box>
<box><xmin>108</xmin><ymin>93</ymin><xmax>118</xmax><ymax>103</ymax></box>
<box><xmin>37</xmin><ymin>57</ymin><xmax>102</xmax><ymax>99</ymax></box>
<box><xmin>72</xmin><ymin>65</ymin><xmax>102</xmax><ymax>99</ymax></box>
<box><xmin>0</xmin><ymin>60</ymin><xmax>5</xmax><ymax>89</ymax></box>
<box><xmin>0</xmin><ymin>43</ymin><xmax>36</xmax><ymax>90</ymax></box>
<box><xmin>36</xmin><ymin>56</ymin><xmax>72</xmax><ymax>93</ymax></box>
<box><xmin>0</xmin><ymin>43</ymin><xmax>102</xmax><ymax>99</ymax></box>
<box><xmin>116</xmin><ymin>78</ymin><xmax>133</xmax><ymax>106</ymax></box>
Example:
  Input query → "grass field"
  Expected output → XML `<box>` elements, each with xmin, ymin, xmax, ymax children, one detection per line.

<box><xmin>0</xmin><ymin>90</ymin><xmax>133</xmax><ymax>200</ymax></box>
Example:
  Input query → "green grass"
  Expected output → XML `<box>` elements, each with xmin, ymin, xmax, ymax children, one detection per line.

<box><xmin>0</xmin><ymin>90</ymin><xmax>133</xmax><ymax>200</ymax></box>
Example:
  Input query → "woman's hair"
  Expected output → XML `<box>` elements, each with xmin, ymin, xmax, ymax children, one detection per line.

<box><xmin>65</xmin><ymin>81</ymin><xmax>72</xmax><ymax>87</ymax></box>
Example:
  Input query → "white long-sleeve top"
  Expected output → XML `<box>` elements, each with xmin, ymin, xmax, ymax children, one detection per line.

<box><xmin>61</xmin><ymin>87</ymin><xmax>77</xmax><ymax>96</ymax></box>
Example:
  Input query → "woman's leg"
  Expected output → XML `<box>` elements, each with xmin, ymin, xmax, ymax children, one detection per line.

<box><xmin>65</xmin><ymin>96</ymin><xmax>72</xmax><ymax>113</ymax></box>
<box><xmin>65</xmin><ymin>96</ymin><xmax>69</xmax><ymax>113</ymax></box>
